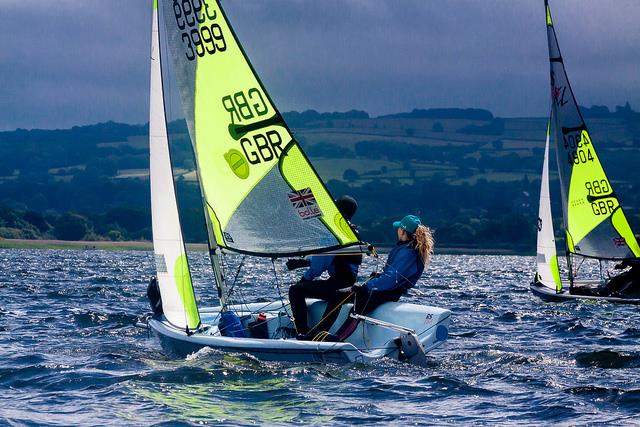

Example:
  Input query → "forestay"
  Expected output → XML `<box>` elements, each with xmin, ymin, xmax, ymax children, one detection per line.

<box><xmin>160</xmin><ymin>0</ymin><xmax>363</xmax><ymax>257</ymax></box>
<box><xmin>149</xmin><ymin>0</ymin><xmax>200</xmax><ymax>331</ymax></box>
<box><xmin>536</xmin><ymin>119</ymin><xmax>562</xmax><ymax>291</ymax></box>
<box><xmin>545</xmin><ymin>0</ymin><xmax>640</xmax><ymax>260</ymax></box>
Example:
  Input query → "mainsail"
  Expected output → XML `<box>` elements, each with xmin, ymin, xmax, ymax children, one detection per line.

<box><xmin>160</xmin><ymin>0</ymin><xmax>363</xmax><ymax>257</ymax></box>
<box><xmin>545</xmin><ymin>0</ymin><xmax>640</xmax><ymax>260</ymax></box>
<box><xmin>149</xmin><ymin>0</ymin><xmax>200</xmax><ymax>331</ymax></box>
<box><xmin>536</xmin><ymin>118</ymin><xmax>562</xmax><ymax>291</ymax></box>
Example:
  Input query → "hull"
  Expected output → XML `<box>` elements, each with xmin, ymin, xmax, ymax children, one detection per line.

<box><xmin>147</xmin><ymin>301</ymin><xmax>451</xmax><ymax>364</ymax></box>
<box><xmin>530</xmin><ymin>279</ymin><xmax>640</xmax><ymax>305</ymax></box>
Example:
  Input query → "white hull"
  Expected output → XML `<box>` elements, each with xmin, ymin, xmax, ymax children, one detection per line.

<box><xmin>148</xmin><ymin>300</ymin><xmax>450</xmax><ymax>364</ymax></box>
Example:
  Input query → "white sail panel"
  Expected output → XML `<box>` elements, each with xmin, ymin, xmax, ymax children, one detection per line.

<box><xmin>536</xmin><ymin>121</ymin><xmax>562</xmax><ymax>291</ymax></box>
<box><xmin>150</xmin><ymin>1</ymin><xmax>200</xmax><ymax>330</ymax></box>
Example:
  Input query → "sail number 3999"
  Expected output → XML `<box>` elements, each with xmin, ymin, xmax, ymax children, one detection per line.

<box><xmin>173</xmin><ymin>0</ymin><xmax>226</xmax><ymax>61</ymax></box>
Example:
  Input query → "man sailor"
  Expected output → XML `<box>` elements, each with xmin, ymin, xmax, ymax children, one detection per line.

<box><xmin>286</xmin><ymin>195</ymin><xmax>361</xmax><ymax>337</ymax></box>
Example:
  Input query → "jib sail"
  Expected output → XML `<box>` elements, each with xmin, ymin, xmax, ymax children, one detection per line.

<box><xmin>545</xmin><ymin>0</ymin><xmax>640</xmax><ymax>260</ymax></box>
<box><xmin>160</xmin><ymin>0</ymin><xmax>363</xmax><ymax>257</ymax></box>
<box><xmin>536</xmin><ymin>118</ymin><xmax>562</xmax><ymax>291</ymax></box>
<box><xmin>149</xmin><ymin>0</ymin><xmax>200</xmax><ymax>331</ymax></box>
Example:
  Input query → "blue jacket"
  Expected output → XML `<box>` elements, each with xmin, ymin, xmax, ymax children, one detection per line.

<box><xmin>303</xmin><ymin>255</ymin><xmax>360</xmax><ymax>282</ymax></box>
<box><xmin>365</xmin><ymin>241</ymin><xmax>425</xmax><ymax>292</ymax></box>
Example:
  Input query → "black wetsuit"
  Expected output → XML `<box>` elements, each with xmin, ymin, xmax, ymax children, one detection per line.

<box><xmin>288</xmin><ymin>253</ymin><xmax>361</xmax><ymax>335</ymax></box>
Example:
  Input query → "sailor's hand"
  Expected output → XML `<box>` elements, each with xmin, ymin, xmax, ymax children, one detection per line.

<box><xmin>286</xmin><ymin>258</ymin><xmax>310</xmax><ymax>270</ymax></box>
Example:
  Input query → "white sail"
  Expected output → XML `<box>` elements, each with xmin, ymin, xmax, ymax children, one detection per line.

<box><xmin>149</xmin><ymin>1</ymin><xmax>200</xmax><ymax>331</ymax></box>
<box><xmin>536</xmin><ymin>120</ymin><xmax>561</xmax><ymax>291</ymax></box>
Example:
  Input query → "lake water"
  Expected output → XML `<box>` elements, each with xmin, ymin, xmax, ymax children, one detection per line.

<box><xmin>1</xmin><ymin>249</ymin><xmax>639</xmax><ymax>425</ymax></box>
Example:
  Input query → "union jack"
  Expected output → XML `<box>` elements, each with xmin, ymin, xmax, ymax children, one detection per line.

<box><xmin>613</xmin><ymin>237</ymin><xmax>626</xmax><ymax>247</ymax></box>
<box><xmin>288</xmin><ymin>188</ymin><xmax>317</xmax><ymax>208</ymax></box>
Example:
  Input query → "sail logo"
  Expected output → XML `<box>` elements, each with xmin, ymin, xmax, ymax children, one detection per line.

<box><xmin>550</xmin><ymin>72</ymin><xmax>568</xmax><ymax>107</ymax></box>
<box><xmin>223</xmin><ymin>149</ymin><xmax>250</xmax><ymax>179</ymax></box>
<box><xmin>552</xmin><ymin>85</ymin><xmax>569</xmax><ymax>107</ymax></box>
<box><xmin>288</xmin><ymin>188</ymin><xmax>322</xmax><ymax>220</ymax></box>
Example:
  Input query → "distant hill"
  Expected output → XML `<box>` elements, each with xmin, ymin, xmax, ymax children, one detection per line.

<box><xmin>378</xmin><ymin>108</ymin><xmax>494</xmax><ymax>121</ymax></box>
<box><xmin>1</xmin><ymin>104</ymin><xmax>639</xmax><ymax>249</ymax></box>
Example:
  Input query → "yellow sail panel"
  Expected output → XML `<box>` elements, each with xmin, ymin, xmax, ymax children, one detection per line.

<box><xmin>174</xmin><ymin>254</ymin><xmax>200</xmax><ymax>329</ymax></box>
<box><xmin>549</xmin><ymin>255</ymin><xmax>562</xmax><ymax>292</ymax></box>
<box><xmin>566</xmin><ymin>129</ymin><xmax>615</xmax><ymax>244</ymax></box>
<box><xmin>611</xmin><ymin>209</ymin><xmax>640</xmax><ymax>257</ymax></box>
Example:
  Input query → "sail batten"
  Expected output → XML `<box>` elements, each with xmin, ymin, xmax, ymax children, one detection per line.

<box><xmin>161</xmin><ymin>0</ymin><xmax>362</xmax><ymax>257</ymax></box>
<box><xmin>545</xmin><ymin>0</ymin><xmax>640</xmax><ymax>260</ymax></box>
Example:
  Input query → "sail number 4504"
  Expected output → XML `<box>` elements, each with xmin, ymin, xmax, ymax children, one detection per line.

<box><xmin>173</xmin><ymin>0</ymin><xmax>226</xmax><ymax>61</ymax></box>
<box><xmin>563</xmin><ymin>132</ymin><xmax>594</xmax><ymax>166</ymax></box>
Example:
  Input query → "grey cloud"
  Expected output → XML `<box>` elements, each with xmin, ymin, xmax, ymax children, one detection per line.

<box><xmin>1</xmin><ymin>0</ymin><xmax>638</xmax><ymax>130</ymax></box>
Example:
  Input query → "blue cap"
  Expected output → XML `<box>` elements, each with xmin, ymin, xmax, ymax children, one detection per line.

<box><xmin>393</xmin><ymin>215</ymin><xmax>421</xmax><ymax>234</ymax></box>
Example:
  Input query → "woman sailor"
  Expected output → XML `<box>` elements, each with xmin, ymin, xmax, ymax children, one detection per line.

<box><xmin>307</xmin><ymin>214</ymin><xmax>434</xmax><ymax>342</ymax></box>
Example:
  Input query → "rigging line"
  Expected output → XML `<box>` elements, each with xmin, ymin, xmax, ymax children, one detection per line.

<box><xmin>271</xmin><ymin>259</ymin><xmax>290</xmax><ymax>318</ymax></box>
<box><xmin>598</xmin><ymin>259</ymin><xmax>604</xmax><ymax>284</ymax></box>
<box><xmin>219</xmin><ymin>254</ymin><xmax>229</xmax><ymax>308</ymax></box>
<box><xmin>575</xmin><ymin>256</ymin><xmax>586</xmax><ymax>278</ymax></box>
<box><xmin>224</xmin><ymin>255</ymin><xmax>246</xmax><ymax>310</ymax></box>
<box><xmin>305</xmin><ymin>291</ymin><xmax>355</xmax><ymax>338</ymax></box>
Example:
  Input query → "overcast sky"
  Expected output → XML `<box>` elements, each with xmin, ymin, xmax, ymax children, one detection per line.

<box><xmin>1</xmin><ymin>0</ymin><xmax>638</xmax><ymax>130</ymax></box>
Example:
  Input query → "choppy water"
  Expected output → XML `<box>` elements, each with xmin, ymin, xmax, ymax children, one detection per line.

<box><xmin>1</xmin><ymin>249</ymin><xmax>639</xmax><ymax>425</ymax></box>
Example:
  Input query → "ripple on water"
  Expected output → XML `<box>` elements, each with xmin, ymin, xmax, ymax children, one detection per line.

<box><xmin>0</xmin><ymin>250</ymin><xmax>639</xmax><ymax>425</ymax></box>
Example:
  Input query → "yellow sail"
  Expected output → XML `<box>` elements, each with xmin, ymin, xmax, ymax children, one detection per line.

<box><xmin>160</xmin><ymin>0</ymin><xmax>361</xmax><ymax>256</ymax></box>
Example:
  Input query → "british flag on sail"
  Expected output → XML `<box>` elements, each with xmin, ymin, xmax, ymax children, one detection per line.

<box><xmin>288</xmin><ymin>187</ymin><xmax>322</xmax><ymax>220</ymax></box>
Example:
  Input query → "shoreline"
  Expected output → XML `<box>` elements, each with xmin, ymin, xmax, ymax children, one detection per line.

<box><xmin>0</xmin><ymin>238</ymin><xmax>529</xmax><ymax>255</ymax></box>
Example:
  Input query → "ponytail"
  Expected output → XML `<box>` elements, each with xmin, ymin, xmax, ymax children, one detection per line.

<box><xmin>411</xmin><ymin>224</ymin><xmax>434</xmax><ymax>265</ymax></box>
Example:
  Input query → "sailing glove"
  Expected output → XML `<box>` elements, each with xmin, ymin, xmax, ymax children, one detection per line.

<box><xmin>286</xmin><ymin>258</ymin><xmax>310</xmax><ymax>270</ymax></box>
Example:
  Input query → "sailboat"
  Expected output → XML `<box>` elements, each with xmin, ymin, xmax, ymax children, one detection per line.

<box><xmin>531</xmin><ymin>0</ymin><xmax>640</xmax><ymax>304</ymax></box>
<box><xmin>145</xmin><ymin>0</ymin><xmax>450</xmax><ymax>364</ymax></box>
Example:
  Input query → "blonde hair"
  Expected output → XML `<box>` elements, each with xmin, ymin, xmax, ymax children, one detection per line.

<box><xmin>411</xmin><ymin>224</ymin><xmax>434</xmax><ymax>265</ymax></box>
